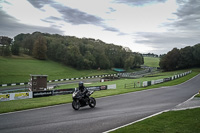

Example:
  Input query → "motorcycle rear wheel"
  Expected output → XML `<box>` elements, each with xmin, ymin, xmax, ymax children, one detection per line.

<box><xmin>89</xmin><ymin>97</ymin><xmax>96</xmax><ymax>108</ymax></box>
<box><xmin>72</xmin><ymin>100</ymin><xmax>80</xmax><ymax>110</ymax></box>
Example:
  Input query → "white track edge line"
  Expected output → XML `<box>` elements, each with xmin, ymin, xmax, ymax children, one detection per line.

<box><xmin>103</xmin><ymin>92</ymin><xmax>200</xmax><ymax>133</ymax></box>
<box><xmin>102</xmin><ymin>109</ymin><xmax>169</xmax><ymax>133</ymax></box>
<box><xmin>175</xmin><ymin>93</ymin><xmax>198</xmax><ymax>107</ymax></box>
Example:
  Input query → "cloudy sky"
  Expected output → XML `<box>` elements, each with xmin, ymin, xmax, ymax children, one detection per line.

<box><xmin>0</xmin><ymin>0</ymin><xmax>200</xmax><ymax>54</ymax></box>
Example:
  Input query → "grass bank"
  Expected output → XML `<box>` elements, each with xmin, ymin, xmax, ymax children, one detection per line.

<box><xmin>143</xmin><ymin>57</ymin><xmax>160</xmax><ymax>67</ymax></box>
<box><xmin>0</xmin><ymin>56</ymin><xmax>115</xmax><ymax>84</ymax></box>
<box><xmin>0</xmin><ymin>56</ymin><xmax>160</xmax><ymax>84</ymax></box>
<box><xmin>0</xmin><ymin>68</ymin><xmax>199</xmax><ymax>114</ymax></box>
<box><xmin>111</xmin><ymin>108</ymin><xmax>200</xmax><ymax>133</ymax></box>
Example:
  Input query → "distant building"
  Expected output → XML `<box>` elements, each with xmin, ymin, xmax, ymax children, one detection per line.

<box><xmin>30</xmin><ymin>75</ymin><xmax>48</xmax><ymax>92</ymax></box>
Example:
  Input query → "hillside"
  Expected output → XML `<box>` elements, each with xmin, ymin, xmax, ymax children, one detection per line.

<box><xmin>0</xmin><ymin>56</ymin><xmax>160</xmax><ymax>84</ymax></box>
<box><xmin>0</xmin><ymin>56</ymin><xmax>115</xmax><ymax>84</ymax></box>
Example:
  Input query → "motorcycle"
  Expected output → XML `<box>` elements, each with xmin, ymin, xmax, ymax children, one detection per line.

<box><xmin>72</xmin><ymin>88</ymin><xmax>96</xmax><ymax>110</ymax></box>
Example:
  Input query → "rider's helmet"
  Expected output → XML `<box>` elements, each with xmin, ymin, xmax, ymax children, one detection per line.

<box><xmin>79</xmin><ymin>81</ymin><xmax>84</xmax><ymax>88</ymax></box>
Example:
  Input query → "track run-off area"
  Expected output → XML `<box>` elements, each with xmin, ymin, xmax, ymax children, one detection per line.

<box><xmin>0</xmin><ymin>74</ymin><xmax>200</xmax><ymax>133</ymax></box>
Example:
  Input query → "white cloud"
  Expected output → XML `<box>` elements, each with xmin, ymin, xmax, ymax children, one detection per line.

<box><xmin>1</xmin><ymin>0</ymin><xmax>200</xmax><ymax>54</ymax></box>
<box><xmin>1</xmin><ymin>0</ymin><xmax>51</xmax><ymax>27</ymax></box>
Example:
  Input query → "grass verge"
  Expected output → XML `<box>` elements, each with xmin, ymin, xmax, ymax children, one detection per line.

<box><xmin>0</xmin><ymin>68</ymin><xmax>199</xmax><ymax>114</ymax></box>
<box><xmin>111</xmin><ymin>108</ymin><xmax>200</xmax><ymax>133</ymax></box>
<box><xmin>195</xmin><ymin>93</ymin><xmax>200</xmax><ymax>97</ymax></box>
<box><xmin>0</xmin><ymin>95</ymin><xmax>73</xmax><ymax>114</ymax></box>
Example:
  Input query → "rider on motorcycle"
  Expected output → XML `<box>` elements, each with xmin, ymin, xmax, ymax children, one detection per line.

<box><xmin>72</xmin><ymin>81</ymin><xmax>96</xmax><ymax>110</ymax></box>
<box><xmin>78</xmin><ymin>81</ymin><xmax>89</xmax><ymax>101</ymax></box>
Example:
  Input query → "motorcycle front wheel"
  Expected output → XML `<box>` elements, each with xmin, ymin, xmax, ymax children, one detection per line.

<box><xmin>89</xmin><ymin>97</ymin><xmax>96</xmax><ymax>108</ymax></box>
<box><xmin>72</xmin><ymin>100</ymin><xmax>80</xmax><ymax>110</ymax></box>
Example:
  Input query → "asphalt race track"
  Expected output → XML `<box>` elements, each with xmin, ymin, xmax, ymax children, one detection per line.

<box><xmin>0</xmin><ymin>74</ymin><xmax>200</xmax><ymax>133</ymax></box>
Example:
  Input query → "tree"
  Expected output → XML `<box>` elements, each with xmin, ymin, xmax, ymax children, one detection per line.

<box><xmin>193</xmin><ymin>43</ymin><xmax>200</xmax><ymax>66</ymax></box>
<box><xmin>14</xmin><ymin>33</ymin><xmax>30</xmax><ymax>55</ymax></box>
<box><xmin>132</xmin><ymin>53</ymin><xmax>143</xmax><ymax>68</ymax></box>
<box><xmin>12</xmin><ymin>32</ymin><xmax>146</xmax><ymax>70</ymax></box>
<box><xmin>159</xmin><ymin>54</ymin><xmax>167</xmax><ymax>70</ymax></box>
<box><xmin>11</xmin><ymin>42</ymin><xmax>20</xmax><ymax>55</ymax></box>
<box><xmin>23</xmin><ymin>35</ymin><xmax>34</xmax><ymax>55</ymax></box>
<box><xmin>55</xmin><ymin>44</ymin><xmax>66</xmax><ymax>62</ymax></box>
<box><xmin>98</xmin><ymin>53</ymin><xmax>110</xmax><ymax>69</ymax></box>
<box><xmin>83</xmin><ymin>51</ymin><xmax>96</xmax><ymax>69</ymax></box>
<box><xmin>124</xmin><ymin>55</ymin><xmax>134</xmax><ymax>69</ymax></box>
<box><xmin>159</xmin><ymin>44</ymin><xmax>200</xmax><ymax>71</ymax></box>
<box><xmin>65</xmin><ymin>44</ymin><xmax>83</xmax><ymax>68</ymax></box>
<box><xmin>32</xmin><ymin>36</ymin><xmax>47</xmax><ymax>60</ymax></box>
<box><xmin>0</xmin><ymin>36</ymin><xmax>12</xmax><ymax>56</ymax></box>
<box><xmin>178</xmin><ymin>46</ymin><xmax>194</xmax><ymax>68</ymax></box>
<box><xmin>4</xmin><ymin>44</ymin><xmax>11</xmax><ymax>56</ymax></box>
<box><xmin>159</xmin><ymin>48</ymin><xmax>180</xmax><ymax>71</ymax></box>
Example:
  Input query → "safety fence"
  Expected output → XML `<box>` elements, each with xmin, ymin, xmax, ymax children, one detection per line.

<box><xmin>124</xmin><ymin>81</ymin><xmax>142</xmax><ymax>89</ymax></box>
<box><xmin>0</xmin><ymin>84</ymin><xmax>116</xmax><ymax>101</ymax></box>
<box><xmin>124</xmin><ymin>70</ymin><xmax>192</xmax><ymax>89</ymax></box>
<box><xmin>142</xmin><ymin>70</ymin><xmax>192</xmax><ymax>87</ymax></box>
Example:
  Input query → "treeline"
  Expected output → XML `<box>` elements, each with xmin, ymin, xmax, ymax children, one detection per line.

<box><xmin>5</xmin><ymin>32</ymin><xmax>144</xmax><ymax>69</ymax></box>
<box><xmin>159</xmin><ymin>43</ymin><xmax>200</xmax><ymax>71</ymax></box>
<box><xmin>142</xmin><ymin>53</ymin><xmax>159</xmax><ymax>57</ymax></box>
<box><xmin>0</xmin><ymin>36</ymin><xmax>12</xmax><ymax>56</ymax></box>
